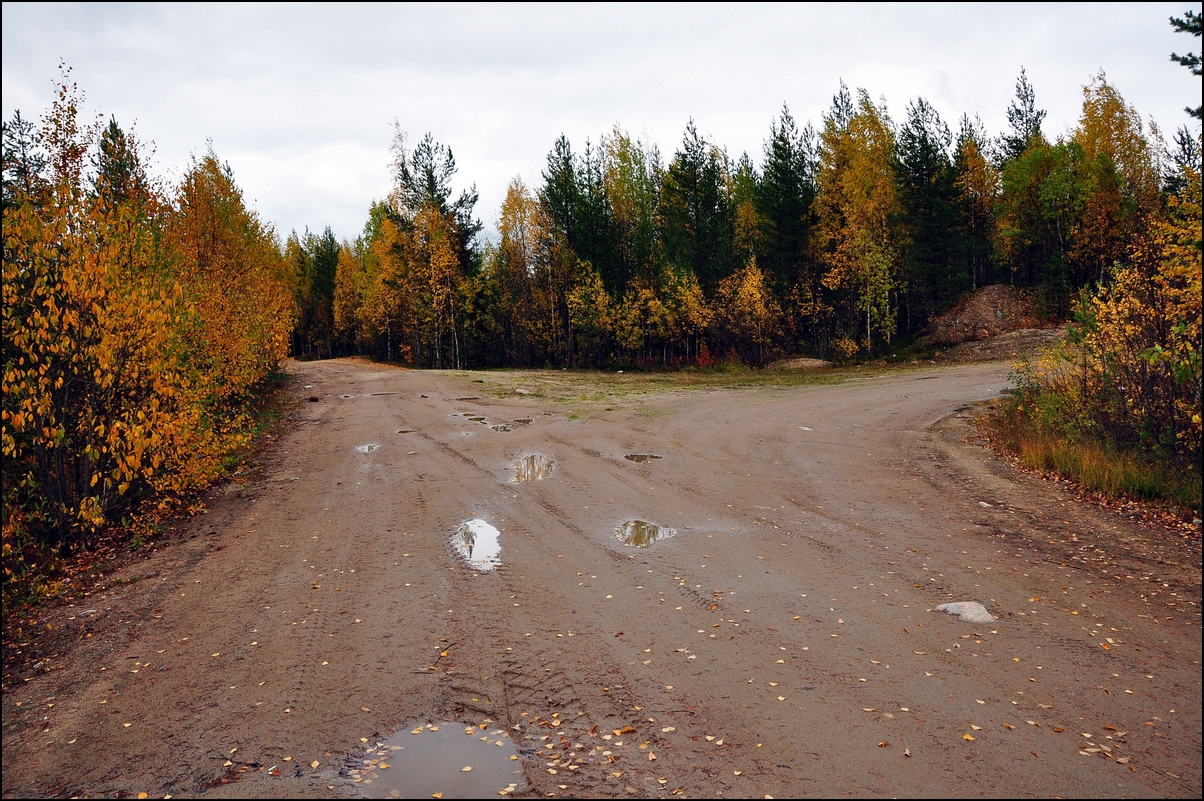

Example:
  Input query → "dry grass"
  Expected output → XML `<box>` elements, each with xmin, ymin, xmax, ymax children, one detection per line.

<box><xmin>981</xmin><ymin>401</ymin><xmax>1201</xmax><ymax>515</ymax></box>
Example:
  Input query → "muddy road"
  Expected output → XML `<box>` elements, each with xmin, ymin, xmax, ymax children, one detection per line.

<box><xmin>3</xmin><ymin>359</ymin><xmax>1200</xmax><ymax>798</ymax></box>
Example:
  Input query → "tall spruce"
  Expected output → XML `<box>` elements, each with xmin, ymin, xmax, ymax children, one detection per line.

<box><xmin>755</xmin><ymin>105</ymin><xmax>815</xmax><ymax>290</ymax></box>
<box><xmin>896</xmin><ymin>98</ymin><xmax>961</xmax><ymax>331</ymax></box>
<box><xmin>660</xmin><ymin>120</ymin><xmax>735</xmax><ymax>293</ymax></box>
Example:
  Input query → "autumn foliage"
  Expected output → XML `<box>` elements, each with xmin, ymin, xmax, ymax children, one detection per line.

<box><xmin>2</xmin><ymin>76</ymin><xmax>294</xmax><ymax>590</ymax></box>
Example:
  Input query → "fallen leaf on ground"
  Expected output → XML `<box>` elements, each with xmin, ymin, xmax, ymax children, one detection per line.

<box><xmin>963</xmin><ymin>734</ymin><xmax>976</xmax><ymax>741</ymax></box>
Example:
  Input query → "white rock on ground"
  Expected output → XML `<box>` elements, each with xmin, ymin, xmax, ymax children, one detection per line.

<box><xmin>933</xmin><ymin>602</ymin><xmax>998</xmax><ymax>624</ymax></box>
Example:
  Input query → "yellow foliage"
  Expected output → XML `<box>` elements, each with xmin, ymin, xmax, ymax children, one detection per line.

<box><xmin>2</xmin><ymin>78</ymin><xmax>294</xmax><ymax>570</ymax></box>
<box><xmin>1016</xmin><ymin>160</ymin><xmax>1201</xmax><ymax>471</ymax></box>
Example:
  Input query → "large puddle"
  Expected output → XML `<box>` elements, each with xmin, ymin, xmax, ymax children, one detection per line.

<box><xmin>616</xmin><ymin>519</ymin><xmax>675</xmax><ymax>547</ymax></box>
<box><xmin>624</xmin><ymin>453</ymin><xmax>662</xmax><ymax>463</ymax></box>
<box><xmin>513</xmin><ymin>454</ymin><xmax>553</xmax><ymax>482</ymax></box>
<box><xmin>452</xmin><ymin>520</ymin><xmax>502</xmax><ymax>571</ymax></box>
<box><xmin>357</xmin><ymin>721</ymin><xmax>524</xmax><ymax>799</ymax></box>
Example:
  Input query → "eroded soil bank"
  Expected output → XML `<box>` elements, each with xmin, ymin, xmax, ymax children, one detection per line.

<box><xmin>3</xmin><ymin>359</ymin><xmax>1199</xmax><ymax>798</ymax></box>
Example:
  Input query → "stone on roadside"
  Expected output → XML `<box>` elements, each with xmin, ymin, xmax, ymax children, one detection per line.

<box><xmin>933</xmin><ymin>602</ymin><xmax>997</xmax><ymax>624</ymax></box>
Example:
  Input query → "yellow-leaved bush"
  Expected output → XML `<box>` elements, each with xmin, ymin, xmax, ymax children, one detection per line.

<box><xmin>2</xmin><ymin>78</ymin><xmax>294</xmax><ymax>590</ymax></box>
<box><xmin>1011</xmin><ymin>160</ymin><xmax>1201</xmax><ymax>486</ymax></box>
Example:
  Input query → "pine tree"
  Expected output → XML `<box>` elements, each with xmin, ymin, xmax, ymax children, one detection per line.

<box><xmin>896</xmin><ymin>98</ymin><xmax>961</xmax><ymax>331</ymax></box>
<box><xmin>1169</xmin><ymin>10</ymin><xmax>1202</xmax><ymax>119</ymax></box>
<box><xmin>999</xmin><ymin>68</ymin><xmax>1047</xmax><ymax>164</ymax></box>
<box><xmin>660</xmin><ymin>119</ymin><xmax>734</xmax><ymax>293</ymax></box>
<box><xmin>755</xmin><ymin>105</ymin><xmax>815</xmax><ymax>291</ymax></box>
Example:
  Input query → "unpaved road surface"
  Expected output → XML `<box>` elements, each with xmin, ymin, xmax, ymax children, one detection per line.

<box><xmin>4</xmin><ymin>359</ymin><xmax>1200</xmax><ymax>798</ymax></box>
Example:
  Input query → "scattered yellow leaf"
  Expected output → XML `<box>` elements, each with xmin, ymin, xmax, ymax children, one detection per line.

<box><xmin>311</xmin><ymin>761</ymin><xmax>319</xmax><ymax>769</ymax></box>
<box><xmin>963</xmin><ymin>734</ymin><xmax>976</xmax><ymax>741</ymax></box>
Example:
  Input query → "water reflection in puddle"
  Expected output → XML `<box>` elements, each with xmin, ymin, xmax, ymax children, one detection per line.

<box><xmin>356</xmin><ymin>443</ymin><xmax>379</xmax><ymax>453</ymax></box>
<box><xmin>467</xmin><ymin>416</ymin><xmax>486</xmax><ymax>423</ymax></box>
<box><xmin>511</xmin><ymin>418</ymin><xmax>533</xmax><ymax>426</ymax></box>
<box><xmin>513</xmin><ymin>454</ymin><xmax>553</xmax><ymax>482</ymax></box>
<box><xmin>491</xmin><ymin>424</ymin><xmax>512</xmax><ymax>432</ymax></box>
<box><xmin>616</xmin><ymin>519</ymin><xmax>675</xmax><ymax>547</ymax></box>
<box><xmin>397</xmin><ymin>428</ymin><xmax>416</xmax><ymax>434</ymax></box>
<box><xmin>452</xmin><ymin>520</ymin><xmax>502</xmax><ymax>571</ymax></box>
<box><xmin>358</xmin><ymin>721</ymin><xmax>524</xmax><ymax>799</ymax></box>
<box><xmin>624</xmin><ymin>453</ymin><xmax>663</xmax><ymax>463</ymax></box>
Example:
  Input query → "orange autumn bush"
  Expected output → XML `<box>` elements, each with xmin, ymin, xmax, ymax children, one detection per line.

<box><xmin>2</xmin><ymin>76</ymin><xmax>294</xmax><ymax>593</ymax></box>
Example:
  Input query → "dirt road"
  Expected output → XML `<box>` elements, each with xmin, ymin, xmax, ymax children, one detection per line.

<box><xmin>3</xmin><ymin>359</ymin><xmax>1200</xmax><ymax>798</ymax></box>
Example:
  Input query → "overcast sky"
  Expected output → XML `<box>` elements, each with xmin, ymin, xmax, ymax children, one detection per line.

<box><xmin>3</xmin><ymin>3</ymin><xmax>1200</xmax><ymax>243</ymax></box>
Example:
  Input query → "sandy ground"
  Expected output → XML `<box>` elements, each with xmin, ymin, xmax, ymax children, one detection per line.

<box><xmin>3</xmin><ymin>358</ymin><xmax>1200</xmax><ymax>799</ymax></box>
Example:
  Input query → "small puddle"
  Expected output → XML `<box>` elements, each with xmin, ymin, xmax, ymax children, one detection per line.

<box><xmin>397</xmin><ymin>428</ymin><xmax>416</xmax><ymax>434</ymax></box>
<box><xmin>356</xmin><ymin>443</ymin><xmax>379</xmax><ymax>453</ymax></box>
<box><xmin>454</xmin><ymin>396</ymin><xmax>481</xmax><ymax>401</ymax></box>
<box><xmin>358</xmin><ymin>721</ymin><xmax>524</xmax><ymax>799</ymax></box>
<box><xmin>467</xmin><ymin>416</ymin><xmax>486</xmax><ymax>423</ymax></box>
<box><xmin>616</xmin><ymin>519</ymin><xmax>675</xmax><ymax>547</ymax></box>
<box><xmin>511</xmin><ymin>418</ymin><xmax>533</xmax><ymax>426</ymax></box>
<box><xmin>513</xmin><ymin>454</ymin><xmax>553</xmax><ymax>482</ymax></box>
<box><xmin>452</xmin><ymin>520</ymin><xmax>502</xmax><ymax>571</ymax></box>
<box><xmin>624</xmin><ymin>453</ymin><xmax>663</xmax><ymax>463</ymax></box>
<box><xmin>491</xmin><ymin>424</ymin><xmax>512</xmax><ymax>432</ymax></box>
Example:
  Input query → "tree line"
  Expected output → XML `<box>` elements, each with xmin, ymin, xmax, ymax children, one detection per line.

<box><xmin>293</xmin><ymin>69</ymin><xmax>1200</xmax><ymax>368</ymax></box>
<box><xmin>3</xmin><ymin>71</ymin><xmax>295</xmax><ymax>580</ymax></box>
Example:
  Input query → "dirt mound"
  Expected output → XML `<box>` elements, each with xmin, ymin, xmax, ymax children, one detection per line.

<box><xmin>765</xmin><ymin>357</ymin><xmax>834</xmax><ymax>371</ymax></box>
<box><xmin>928</xmin><ymin>284</ymin><xmax>1051</xmax><ymax>345</ymax></box>
<box><xmin>935</xmin><ymin>326</ymin><xmax>1067</xmax><ymax>363</ymax></box>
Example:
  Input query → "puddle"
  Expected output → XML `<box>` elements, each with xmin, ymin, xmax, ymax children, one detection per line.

<box><xmin>356</xmin><ymin>444</ymin><xmax>379</xmax><ymax>453</ymax></box>
<box><xmin>513</xmin><ymin>454</ymin><xmax>553</xmax><ymax>482</ymax></box>
<box><xmin>358</xmin><ymin>721</ymin><xmax>524</xmax><ymax>799</ymax></box>
<box><xmin>511</xmin><ymin>418</ymin><xmax>533</xmax><ymax>426</ymax></box>
<box><xmin>491</xmin><ymin>425</ymin><xmax>512</xmax><ymax>432</ymax></box>
<box><xmin>340</xmin><ymin>394</ymin><xmax>356</xmax><ymax>399</ymax></box>
<box><xmin>452</xmin><ymin>520</ymin><xmax>502</xmax><ymax>571</ymax></box>
<box><xmin>624</xmin><ymin>453</ymin><xmax>663</xmax><ymax>463</ymax></box>
<box><xmin>397</xmin><ymin>428</ymin><xmax>416</xmax><ymax>434</ymax></box>
<box><xmin>467</xmin><ymin>416</ymin><xmax>486</xmax><ymax>423</ymax></box>
<box><xmin>369</xmin><ymin>392</ymin><xmax>398</xmax><ymax>396</ymax></box>
<box><xmin>454</xmin><ymin>396</ymin><xmax>481</xmax><ymax>401</ymax></box>
<box><xmin>616</xmin><ymin>519</ymin><xmax>675</xmax><ymax>547</ymax></box>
